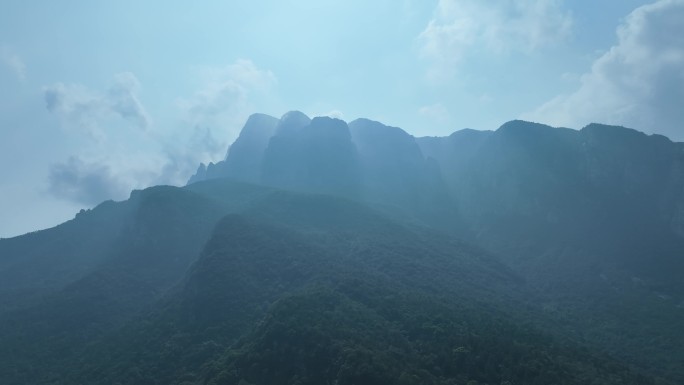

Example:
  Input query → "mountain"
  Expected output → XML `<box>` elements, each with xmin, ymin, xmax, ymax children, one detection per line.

<box><xmin>0</xmin><ymin>181</ymin><xmax>276</xmax><ymax>383</ymax></box>
<box><xmin>348</xmin><ymin>118</ymin><xmax>456</xmax><ymax>228</ymax></box>
<box><xmin>190</xmin><ymin>113</ymin><xmax>684</xmax><ymax>293</ymax></box>
<box><xmin>188</xmin><ymin>113</ymin><xmax>280</xmax><ymax>184</ymax></box>
<box><xmin>1</xmin><ymin>113</ymin><xmax>684</xmax><ymax>383</ymax></box>
<box><xmin>189</xmin><ymin>112</ymin><xmax>456</xmax><ymax>229</ymax></box>
<box><xmin>262</xmin><ymin>115</ymin><xmax>361</xmax><ymax>197</ymax></box>
<box><xmin>3</xmin><ymin>184</ymin><xmax>655</xmax><ymax>384</ymax></box>
<box><xmin>417</xmin><ymin>120</ymin><xmax>684</xmax><ymax>379</ymax></box>
<box><xmin>187</xmin><ymin>114</ymin><xmax>684</xmax><ymax>381</ymax></box>
<box><xmin>417</xmin><ymin>120</ymin><xmax>684</xmax><ymax>277</ymax></box>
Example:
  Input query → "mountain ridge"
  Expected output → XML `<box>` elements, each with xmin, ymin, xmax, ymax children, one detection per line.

<box><xmin>2</xmin><ymin>112</ymin><xmax>684</xmax><ymax>383</ymax></box>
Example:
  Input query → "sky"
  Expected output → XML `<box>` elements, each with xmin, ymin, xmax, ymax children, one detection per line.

<box><xmin>1</xmin><ymin>0</ymin><xmax>683</xmax><ymax>237</ymax></box>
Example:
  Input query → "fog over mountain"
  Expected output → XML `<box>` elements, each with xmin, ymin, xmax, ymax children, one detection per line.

<box><xmin>3</xmin><ymin>1</ymin><xmax>684</xmax><ymax>238</ymax></box>
<box><xmin>6</xmin><ymin>111</ymin><xmax>678</xmax><ymax>384</ymax></box>
<box><xmin>2</xmin><ymin>1</ymin><xmax>684</xmax><ymax>384</ymax></box>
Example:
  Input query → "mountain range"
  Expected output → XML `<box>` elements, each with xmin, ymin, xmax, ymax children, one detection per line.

<box><xmin>1</xmin><ymin>111</ymin><xmax>683</xmax><ymax>384</ymax></box>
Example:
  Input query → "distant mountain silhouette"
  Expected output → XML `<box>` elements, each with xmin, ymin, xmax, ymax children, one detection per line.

<box><xmin>190</xmin><ymin>114</ymin><xmax>684</xmax><ymax>284</ymax></box>
<box><xmin>190</xmin><ymin>111</ymin><xmax>457</xmax><ymax>227</ymax></box>
<box><xmin>188</xmin><ymin>113</ymin><xmax>280</xmax><ymax>184</ymax></box>
<box><xmin>186</xmin><ymin>114</ymin><xmax>684</xmax><ymax>380</ymax></box>
<box><xmin>262</xmin><ymin>116</ymin><xmax>361</xmax><ymax>197</ymax></box>
<box><xmin>418</xmin><ymin>120</ymin><xmax>684</xmax><ymax>282</ymax></box>
<box><xmin>1</xmin><ymin>113</ymin><xmax>684</xmax><ymax>384</ymax></box>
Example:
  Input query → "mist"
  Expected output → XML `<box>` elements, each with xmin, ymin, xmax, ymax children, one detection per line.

<box><xmin>1</xmin><ymin>1</ymin><xmax>684</xmax><ymax>384</ymax></box>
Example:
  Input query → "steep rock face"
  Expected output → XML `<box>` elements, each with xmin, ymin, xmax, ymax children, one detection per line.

<box><xmin>187</xmin><ymin>114</ymin><xmax>684</xmax><ymax>287</ymax></box>
<box><xmin>421</xmin><ymin>121</ymin><xmax>588</xmax><ymax>252</ymax></box>
<box><xmin>261</xmin><ymin>116</ymin><xmax>362</xmax><ymax>198</ymax></box>
<box><xmin>222</xmin><ymin>113</ymin><xmax>280</xmax><ymax>183</ymax></box>
<box><xmin>579</xmin><ymin>124</ymin><xmax>684</xmax><ymax>232</ymax></box>
<box><xmin>260</xmin><ymin>111</ymin><xmax>312</xmax><ymax>190</ymax></box>
<box><xmin>187</xmin><ymin>113</ymin><xmax>279</xmax><ymax>184</ymax></box>
<box><xmin>418</xmin><ymin>121</ymin><xmax>684</xmax><ymax>282</ymax></box>
<box><xmin>350</xmin><ymin>118</ymin><xmax>434</xmax><ymax>206</ymax></box>
<box><xmin>417</xmin><ymin>121</ymin><xmax>684</xmax><ymax>381</ymax></box>
<box><xmin>349</xmin><ymin>118</ymin><xmax>456</xmax><ymax>227</ymax></box>
<box><xmin>187</xmin><ymin>162</ymin><xmax>208</xmax><ymax>184</ymax></box>
<box><xmin>417</xmin><ymin>129</ymin><xmax>492</xmax><ymax>173</ymax></box>
<box><xmin>187</xmin><ymin>115</ymin><xmax>684</xmax><ymax>270</ymax></box>
<box><xmin>188</xmin><ymin>113</ymin><xmax>460</xmax><ymax>226</ymax></box>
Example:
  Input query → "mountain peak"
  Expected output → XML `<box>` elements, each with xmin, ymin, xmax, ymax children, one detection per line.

<box><xmin>580</xmin><ymin>122</ymin><xmax>655</xmax><ymax>141</ymax></box>
<box><xmin>497</xmin><ymin>119</ymin><xmax>556</xmax><ymax>133</ymax></box>
<box><xmin>281</xmin><ymin>110</ymin><xmax>310</xmax><ymax>121</ymax></box>
<box><xmin>245</xmin><ymin>112</ymin><xmax>278</xmax><ymax>126</ymax></box>
<box><xmin>277</xmin><ymin>111</ymin><xmax>311</xmax><ymax>134</ymax></box>
<box><xmin>238</xmin><ymin>114</ymin><xmax>279</xmax><ymax>141</ymax></box>
<box><xmin>348</xmin><ymin>118</ymin><xmax>408</xmax><ymax>136</ymax></box>
<box><xmin>307</xmin><ymin>116</ymin><xmax>353</xmax><ymax>141</ymax></box>
<box><xmin>310</xmin><ymin>115</ymin><xmax>345</xmax><ymax>124</ymax></box>
<box><xmin>348</xmin><ymin>117</ymin><xmax>381</xmax><ymax>126</ymax></box>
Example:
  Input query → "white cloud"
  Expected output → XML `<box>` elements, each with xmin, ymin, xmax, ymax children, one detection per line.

<box><xmin>45</xmin><ymin>60</ymin><xmax>278</xmax><ymax>206</ymax></box>
<box><xmin>47</xmin><ymin>151</ymin><xmax>172</xmax><ymax>206</ymax></box>
<box><xmin>155</xmin><ymin>125</ymin><xmax>226</xmax><ymax>186</ymax></box>
<box><xmin>44</xmin><ymin>72</ymin><xmax>150</xmax><ymax>137</ymax></box>
<box><xmin>48</xmin><ymin>156</ymin><xmax>130</xmax><ymax>205</ymax></box>
<box><xmin>170</xmin><ymin>59</ymin><xmax>277</xmax><ymax>183</ymax></box>
<box><xmin>44</xmin><ymin>83</ymin><xmax>105</xmax><ymax>137</ymax></box>
<box><xmin>107</xmin><ymin>72</ymin><xmax>150</xmax><ymax>129</ymax></box>
<box><xmin>1</xmin><ymin>46</ymin><xmax>26</xmax><ymax>80</ymax></box>
<box><xmin>178</xmin><ymin>59</ymin><xmax>277</xmax><ymax>131</ymax></box>
<box><xmin>523</xmin><ymin>0</ymin><xmax>684</xmax><ymax>140</ymax></box>
<box><xmin>418</xmin><ymin>0</ymin><xmax>572</xmax><ymax>79</ymax></box>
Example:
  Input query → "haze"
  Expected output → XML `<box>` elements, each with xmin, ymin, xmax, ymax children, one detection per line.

<box><xmin>1</xmin><ymin>0</ymin><xmax>683</xmax><ymax>237</ymax></box>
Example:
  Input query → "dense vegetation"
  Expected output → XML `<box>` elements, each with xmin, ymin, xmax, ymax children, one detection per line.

<box><xmin>1</xmin><ymin>114</ymin><xmax>684</xmax><ymax>384</ymax></box>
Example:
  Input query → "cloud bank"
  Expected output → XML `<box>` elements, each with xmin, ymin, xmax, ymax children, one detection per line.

<box><xmin>156</xmin><ymin>125</ymin><xmax>226</xmax><ymax>187</ymax></box>
<box><xmin>45</xmin><ymin>60</ymin><xmax>277</xmax><ymax>206</ymax></box>
<box><xmin>524</xmin><ymin>0</ymin><xmax>684</xmax><ymax>140</ymax></box>
<box><xmin>44</xmin><ymin>72</ymin><xmax>150</xmax><ymax>136</ymax></box>
<box><xmin>178</xmin><ymin>59</ymin><xmax>277</xmax><ymax>130</ymax></box>
<box><xmin>163</xmin><ymin>59</ymin><xmax>278</xmax><ymax>184</ymax></box>
<box><xmin>418</xmin><ymin>0</ymin><xmax>572</xmax><ymax>79</ymax></box>
<box><xmin>48</xmin><ymin>156</ymin><xmax>130</xmax><ymax>205</ymax></box>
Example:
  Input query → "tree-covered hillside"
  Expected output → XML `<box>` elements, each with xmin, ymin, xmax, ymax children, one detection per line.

<box><xmin>2</xmin><ymin>113</ymin><xmax>684</xmax><ymax>384</ymax></box>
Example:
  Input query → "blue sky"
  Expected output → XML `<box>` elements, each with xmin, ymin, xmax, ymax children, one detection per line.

<box><xmin>1</xmin><ymin>0</ymin><xmax>683</xmax><ymax>237</ymax></box>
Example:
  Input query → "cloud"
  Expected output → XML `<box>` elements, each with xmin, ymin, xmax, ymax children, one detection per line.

<box><xmin>523</xmin><ymin>0</ymin><xmax>684</xmax><ymax>140</ymax></box>
<box><xmin>418</xmin><ymin>0</ymin><xmax>572</xmax><ymax>79</ymax></box>
<box><xmin>178</xmin><ymin>59</ymin><xmax>277</xmax><ymax>130</ymax></box>
<box><xmin>1</xmin><ymin>47</ymin><xmax>26</xmax><ymax>80</ymax></box>
<box><xmin>48</xmin><ymin>156</ymin><xmax>130</xmax><ymax>205</ymax></box>
<box><xmin>46</xmin><ymin>60</ymin><xmax>277</xmax><ymax>206</ymax></box>
<box><xmin>107</xmin><ymin>72</ymin><xmax>150</xmax><ymax>129</ymax></box>
<box><xmin>156</xmin><ymin>125</ymin><xmax>226</xmax><ymax>186</ymax></box>
<box><xmin>44</xmin><ymin>72</ymin><xmax>150</xmax><ymax>136</ymax></box>
<box><xmin>165</xmin><ymin>59</ymin><xmax>277</xmax><ymax>184</ymax></box>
